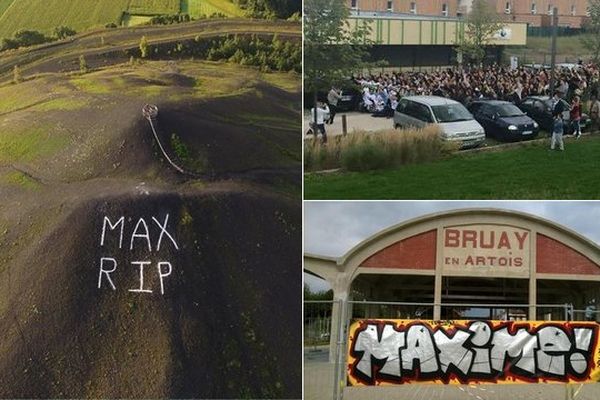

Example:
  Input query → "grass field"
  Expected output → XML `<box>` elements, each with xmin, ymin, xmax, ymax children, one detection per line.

<box><xmin>0</xmin><ymin>0</ymin><xmax>244</xmax><ymax>38</ymax></box>
<box><xmin>182</xmin><ymin>0</ymin><xmax>245</xmax><ymax>17</ymax></box>
<box><xmin>304</xmin><ymin>136</ymin><xmax>600</xmax><ymax>199</ymax></box>
<box><xmin>0</xmin><ymin>0</ymin><xmax>128</xmax><ymax>37</ymax></box>
<box><xmin>129</xmin><ymin>0</ymin><xmax>180</xmax><ymax>14</ymax></box>
<box><xmin>0</xmin><ymin>0</ymin><xmax>13</xmax><ymax>18</ymax></box>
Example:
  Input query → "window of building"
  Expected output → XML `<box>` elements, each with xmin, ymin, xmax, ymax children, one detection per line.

<box><xmin>531</xmin><ymin>3</ymin><xmax>537</xmax><ymax>14</ymax></box>
<box><xmin>387</xmin><ymin>0</ymin><xmax>393</xmax><ymax>12</ymax></box>
<box><xmin>410</xmin><ymin>2</ymin><xmax>417</xmax><ymax>14</ymax></box>
<box><xmin>351</xmin><ymin>0</ymin><xmax>357</xmax><ymax>10</ymax></box>
<box><xmin>571</xmin><ymin>4</ymin><xmax>576</xmax><ymax>16</ymax></box>
<box><xmin>547</xmin><ymin>4</ymin><xmax>554</xmax><ymax>15</ymax></box>
<box><xmin>442</xmin><ymin>3</ymin><xmax>448</xmax><ymax>16</ymax></box>
<box><xmin>505</xmin><ymin>2</ymin><xmax>511</xmax><ymax>14</ymax></box>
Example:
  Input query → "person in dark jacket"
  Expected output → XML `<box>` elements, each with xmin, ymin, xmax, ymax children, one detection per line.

<box><xmin>570</xmin><ymin>95</ymin><xmax>582</xmax><ymax>139</ymax></box>
<box><xmin>550</xmin><ymin>90</ymin><xmax>566</xmax><ymax>151</ymax></box>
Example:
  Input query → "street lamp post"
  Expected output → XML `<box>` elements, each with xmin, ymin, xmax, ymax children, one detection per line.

<box><xmin>549</xmin><ymin>6</ymin><xmax>559</xmax><ymax>94</ymax></box>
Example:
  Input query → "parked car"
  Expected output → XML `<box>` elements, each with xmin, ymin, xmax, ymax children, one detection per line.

<box><xmin>394</xmin><ymin>96</ymin><xmax>486</xmax><ymax>148</ymax></box>
<box><xmin>518</xmin><ymin>96</ymin><xmax>589</xmax><ymax>135</ymax></box>
<box><xmin>303</xmin><ymin>83</ymin><xmax>363</xmax><ymax>112</ymax></box>
<box><xmin>337</xmin><ymin>86</ymin><xmax>362</xmax><ymax>112</ymax></box>
<box><xmin>468</xmin><ymin>100</ymin><xmax>540</xmax><ymax>141</ymax></box>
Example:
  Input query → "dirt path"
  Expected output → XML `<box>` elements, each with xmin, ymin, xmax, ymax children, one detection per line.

<box><xmin>0</xmin><ymin>18</ymin><xmax>300</xmax><ymax>83</ymax></box>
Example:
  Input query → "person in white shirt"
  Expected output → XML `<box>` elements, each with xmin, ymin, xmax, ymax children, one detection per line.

<box><xmin>310</xmin><ymin>102</ymin><xmax>330</xmax><ymax>143</ymax></box>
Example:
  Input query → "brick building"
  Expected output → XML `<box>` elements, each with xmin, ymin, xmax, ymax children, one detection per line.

<box><xmin>348</xmin><ymin>0</ymin><xmax>460</xmax><ymax>17</ymax></box>
<box><xmin>305</xmin><ymin>209</ymin><xmax>600</xmax><ymax>359</ymax></box>
<box><xmin>348</xmin><ymin>0</ymin><xmax>591</xmax><ymax>28</ymax></box>
<box><xmin>493</xmin><ymin>0</ymin><xmax>591</xmax><ymax>28</ymax></box>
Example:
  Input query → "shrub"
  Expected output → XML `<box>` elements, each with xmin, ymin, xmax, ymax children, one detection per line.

<box><xmin>1</xmin><ymin>29</ymin><xmax>51</xmax><ymax>51</ymax></box>
<box><xmin>54</xmin><ymin>26</ymin><xmax>76</xmax><ymax>40</ymax></box>
<box><xmin>124</xmin><ymin>34</ymin><xmax>300</xmax><ymax>72</ymax></box>
<box><xmin>149</xmin><ymin>13</ymin><xmax>191</xmax><ymax>25</ymax></box>
<box><xmin>139</xmin><ymin>35</ymin><xmax>149</xmax><ymax>58</ymax></box>
<box><xmin>79</xmin><ymin>55</ymin><xmax>88</xmax><ymax>73</ymax></box>
<box><xmin>304</xmin><ymin>126</ymin><xmax>453</xmax><ymax>172</ymax></box>
<box><xmin>13</xmin><ymin>65</ymin><xmax>22</xmax><ymax>84</ymax></box>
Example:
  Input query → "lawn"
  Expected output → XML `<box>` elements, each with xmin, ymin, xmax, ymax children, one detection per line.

<box><xmin>304</xmin><ymin>136</ymin><xmax>600</xmax><ymax>200</ymax></box>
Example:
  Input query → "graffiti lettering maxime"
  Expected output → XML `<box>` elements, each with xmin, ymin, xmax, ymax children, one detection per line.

<box><xmin>347</xmin><ymin>320</ymin><xmax>600</xmax><ymax>385</ymax></box>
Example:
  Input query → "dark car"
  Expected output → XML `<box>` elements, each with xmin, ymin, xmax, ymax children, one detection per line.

<box><xmin>518</xmin><ymin>96</ymin><xmax>589</xmax><ymax>135</ymax></box>
<box><xmin>303</xmin><ymin>84</ymin><xmax>362</xmax><ymax>112</ymax></box>
<box><xmin>335</xmin><ymin>86</ymin><xmax>362</xmax><ymax>112</ymax></box>
<box><xmin>468</xmin><ymin>100</ymin><xmax>540</xmax><ymax>141</ymax></box>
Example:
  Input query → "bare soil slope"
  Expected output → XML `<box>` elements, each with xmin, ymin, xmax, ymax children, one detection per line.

<box><xmin>0</xmin><ymin>60</ymin><xmax>301</xmax><ymax>398</ymax></box>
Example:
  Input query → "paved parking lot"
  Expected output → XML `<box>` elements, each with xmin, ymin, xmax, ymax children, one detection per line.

<box><xmin>304</xmin><ymin>111</ymin><xmax>394</xmax><ymax>138</ymax></box>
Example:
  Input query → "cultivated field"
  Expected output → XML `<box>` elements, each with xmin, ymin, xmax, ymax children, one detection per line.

<box><xmin>129</xmin><ymin>0</ymin><xmax>180</xmax><ymax>15</ymax></box>
<box><xmin>0</xmin><ymin>0</ymin><xmax>244</xmax><ymax>38</ymax></box>
<box><xmin>182</xmin><ymin>0</ymin><xmax>246</xmax><ymax>17</ymax></box>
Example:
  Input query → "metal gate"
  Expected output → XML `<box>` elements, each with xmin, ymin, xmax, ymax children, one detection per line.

<box><xmin>305</xmin><ymin>300</ymin><xmax>588</xmax><ymax>400</ymax></box>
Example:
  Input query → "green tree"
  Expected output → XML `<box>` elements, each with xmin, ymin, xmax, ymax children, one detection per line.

<box><xmin>54</xmin><ymin>26</ymin><xmax>76</xmax><ymax>40</ymax></box>
<box><xmin>304</xmin><ymin>284</ymin><xmax>333</xmax><ymax>301</ymax></box>
<box><xmin>79</xmin><ymin>55</ymin><xmax>88</xmax><ymax>73</ymax></box>
<box><xmin>139</xmin><ymin>35</ymin><xmax>149</xmax><ymax>58</ymax></box>
<box><xmin>304</xmin><ymin>0</ymin><xmax>376</xmax><ymax>127</ymax></box>
<box><xmin>457</xmin><ymin>0</ymin><xmax>503</xmax><ymax>65</ymax></box>
<box><xmin>582</xmin><ymin>0</ymin><xmax>600</xmax><ymax>62</ymax></box>
<box><xmin>13</xmin><ymin>65</ymin><xmax>22</xmax><ymax>84</ymax></box>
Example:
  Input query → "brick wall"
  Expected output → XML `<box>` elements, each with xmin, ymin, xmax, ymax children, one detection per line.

<box><xmin>495</xmin><ymin>0</ymin><xmax>589</xmax><ymax>27</ymax></box>
<box><xmin>537</xmin><ymin>234</ymin><xmax>600</xmax><ymax>275</ymax></box>
<box><xmin>348</xmin><ymin>0</ymin><xmax>459</xmax><ymax>16</ymax></box>
<box><xmin>360</xmin><ymin>230</ymin><xmax>437</xmax><ymax>270</ymax></box>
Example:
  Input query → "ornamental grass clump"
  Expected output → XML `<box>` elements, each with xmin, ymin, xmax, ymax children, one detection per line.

<box><xmin>304</xmin><ymin>125</ymin><xmax>455</xmax><ymax>172</ymax></box>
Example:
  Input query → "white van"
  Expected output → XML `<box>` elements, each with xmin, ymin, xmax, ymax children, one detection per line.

<box><xmin>393</xmin><ymin>96</ymin><xmax>486</xmax><ymax>148</ymax></box>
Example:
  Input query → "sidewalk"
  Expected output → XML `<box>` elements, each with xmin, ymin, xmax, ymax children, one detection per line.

<box><xmin>304</xmin><ymin>111</ymin><xmax>394</xmax><ymax>138</ymax></box>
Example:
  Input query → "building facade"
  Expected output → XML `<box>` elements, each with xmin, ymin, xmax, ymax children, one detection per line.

<box><xmin>349</xmin><ymin>13</ymin><xmax>526</xmax><ymax>67</ymax></box>
<box><xmin>305</xmin><ymin>209</ymin><xmax>600</xmax><ymax>358</ymax></box>
<box><xmin>348</xmin><ymin>0</ymin><xmax>591</xmax><ymax>28</ymax></box>
<box><xmin>495</xmin><ymin>0</ymin><xmax>590</xmax><ymax>28</ymax></box>
<box><xmin>348</xmin><ymin>0</ymin><xmax>460</xmax><ymax>17</ymax></box>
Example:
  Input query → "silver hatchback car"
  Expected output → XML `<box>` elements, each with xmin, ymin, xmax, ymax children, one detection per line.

<box><xmin>394</xmin><ymin>96</ymin><xmax>486</xmax><ymax>148</ymax></box>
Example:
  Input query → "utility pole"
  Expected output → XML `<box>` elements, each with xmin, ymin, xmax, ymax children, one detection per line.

<box><xmin>549</xmin><ymin>6</ymin><xmax>559</xmax><ymax>94</ymax></box>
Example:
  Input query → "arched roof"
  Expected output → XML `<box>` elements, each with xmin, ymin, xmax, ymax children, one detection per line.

<box><xmin>304</xmin><ymin>208</ymin><xmax>600</xmax><ymax>285</ymax></box>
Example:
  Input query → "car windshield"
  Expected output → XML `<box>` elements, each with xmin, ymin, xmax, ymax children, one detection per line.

<box><xmin>496</xmin><ymin>104</ymin><xmax>525</xmax><ymax>117</ymax></box>
<box><xmin>431</xmin><ymin>104</ymin><xmax>473</xmax><ymax>123</ymax></box>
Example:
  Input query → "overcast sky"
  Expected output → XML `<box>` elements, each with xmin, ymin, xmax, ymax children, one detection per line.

<box><xmin>304</xmin><ymin>201</ymin><xmax>600</xmax><ymax>291</ymax></box>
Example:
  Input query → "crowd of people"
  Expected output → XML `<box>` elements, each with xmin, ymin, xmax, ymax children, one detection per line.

<box><xmin>310</xmin><ymin>63</ymin><xmax>600</xmax><ymax>148</ymax></box>
<box><xmin>352</xmin><ymin>63</ymin><xmax>600</xmax><ymax>115</ymax></box>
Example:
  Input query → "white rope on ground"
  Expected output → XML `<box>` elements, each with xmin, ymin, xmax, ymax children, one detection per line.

<box><xmin>142</xmin><ymin>104</ymin><xmax>188</xmax><ymax>175</ymax></box>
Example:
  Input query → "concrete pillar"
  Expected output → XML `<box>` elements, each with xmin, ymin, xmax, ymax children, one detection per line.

<box><xmin>529</xmin><ymin>277</ymin><xmax>537</xmax><ymax>320</ymax></box>
<box><xmin>328</xmin><ymin>280</ymin><xmax>349</xmax><ymax>363</ymax></box>
<box><xmin>434</xmin><ymin>273</ymin><xmax>442</xmax><ymax>320</ymax></box>
<box><xmin>529</xmin><ymin>229</ymin><xmax>537</xmax><ymax>320</ymax></box>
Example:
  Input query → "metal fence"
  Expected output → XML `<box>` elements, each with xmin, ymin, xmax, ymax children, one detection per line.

<box><xmin>304</xmin><ymin>300</ymin><xmax>343</xmax><ymax>400</ymax></box>
<box><xmin>527</xmin><ymin>26</ymin><xmax>584</xmax><ymax>37</ymax></box>
<box><xmin>305</xmin><ymin>299</ymin><xmax>587</xmax><ymax>400</ymax></box>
